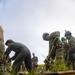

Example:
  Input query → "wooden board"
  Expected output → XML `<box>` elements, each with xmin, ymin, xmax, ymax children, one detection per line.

<box><xmin>44</xmin><ymin>70</ymin><xmax>75</xmax><ymax>75</ymax></box>
<box><xmin>18</xmin><ymin>70</ymin><xmax>75</xmax><ymax>75</ymax></box>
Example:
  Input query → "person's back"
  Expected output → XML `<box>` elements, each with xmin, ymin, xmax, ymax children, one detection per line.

<box><xmin>6</xmin><ymin>42</ymin><xmax>30</xmax><ymax>52</ymax></box>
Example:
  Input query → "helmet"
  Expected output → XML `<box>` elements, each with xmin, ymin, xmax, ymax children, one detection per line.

<box><xmin>42</xmin><ymin>33</ymin><xmax>49</xmax><ymax>40</ymax></box>
<box><xmin>61</xmin><ymin>37</ymin><xmax>66</xmax><ymax>41</ymax></box>
<box><xmin>65</xmin><ymin>31</ymin><xmax>71</xmax><ymax>37</ymax></box>
<box><xmin>5</xmin><ymin>39</ymin><xmax>14</xmax><ymax>45</ymax></box>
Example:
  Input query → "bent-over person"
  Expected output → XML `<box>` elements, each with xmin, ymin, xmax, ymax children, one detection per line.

<box><xmin>5</xmin><ymin>39</ymin><xmax>32</xmax><ymax>75</ymax></box>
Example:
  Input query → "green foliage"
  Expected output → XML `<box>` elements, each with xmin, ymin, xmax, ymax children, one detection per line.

<box><xmin>2</xmin><ymin>62</ymin><xmax>72</xmax><ymax>75</ymax></box>
<box><xmin>28</xmin><ymin>71</ymin><xmax>42</xmax><ymax>75</ymax></box>
<box><xmin>48</xmin><ymin>61</ymin><xmax>69</xmax><ymax>72</ymax></box>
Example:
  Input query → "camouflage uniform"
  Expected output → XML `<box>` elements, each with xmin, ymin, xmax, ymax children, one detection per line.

<box><xmin>48</xmin><ymin>31</ymin><xmax>65</xmax><ymax>63</ymax></box>
<box><xmin>0</xmin><ymin>26</ymin><xmax>5</xmax><ymax>73</ymax></box>
<box><xmin>67</xmin><ymin>36</ymin><xmax>75</xmax><ymax>70</ymax></box>
<box><xmin>43</xmin><ymin>31</ymin><xmax>66</xmax><ymax>71</ymax></box>
<box><xmin>0</xmin><ymin>41</ymin><xmax>5</xmax><ymax>72</ymax></box>
<box><xmin>62</xmin><ymin>43</ymin><xmax>70</xmax><ymax>66</ymax></box>
<box><xmin>64</xmin><ymin>30</ymin><xmax>75</xmax><ymax>70</ymax></box>
<box><xmin>4</xmin><ymin>55</ymin><xmax>11</xmax><ymax>72</ymax></box>
<box><xmin>61</xmin><ymin>37</ymin><xmax>70</xmax><ymax>65</ymax></box>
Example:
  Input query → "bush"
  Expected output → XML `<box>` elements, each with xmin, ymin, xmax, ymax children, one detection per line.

<box><xmin>48</xmin><ymin>61</ymin><xmax>69</xmax><ymax>72</ymax></box>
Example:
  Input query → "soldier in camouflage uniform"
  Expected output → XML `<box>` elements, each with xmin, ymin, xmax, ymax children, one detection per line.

<box><xmin>0</xmin><ymin>26</ymin><xmax>11</xmax><ymax>75</ymax></box>
<box><xmin>0</xmin><ymin>41</ymin><xmax>5</xmax><ymax>72</ymax></box>
<box><xmin>65</xmin><ymin>30</ymin><xmax>75</xmax><ymax>70</ymax></box>
<box><xmin>0</xmin><ymin>25</ymin><xmax>5</xmax><ymax>74</ymax></box>
<box><xmin>42</xmin><ymin>31</ymin><xmax>66</xmax><ymax>70</ymax></box>
<box><xmin>61</xmin><ymin>37</ymin><xmax>71</xmax><ymax>68</ymax></box>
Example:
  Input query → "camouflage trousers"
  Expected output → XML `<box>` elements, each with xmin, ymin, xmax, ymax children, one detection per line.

<box><xmin>0</xmin><ymin>53</ymin><xmax>4</xmax><ymax>72</ymax></box>
<box><xmin>68</xmin><ymin>50</ymin><xmax>75</xmax><ymax>70</ymax></box>
<box><xmin>55</xmin><ymin>48</ymin><xmax>65</xmax><ymax>63</ymax></box>
<box><xmin>0</xmin><ymin>42</ymin><xmax>5</xmax><ymax>72</ymax></box>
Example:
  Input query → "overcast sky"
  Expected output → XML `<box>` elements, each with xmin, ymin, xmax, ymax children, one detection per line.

<box><xmin>0</xmin><ymin>0</ymin><xmax>75</xmax><ymax>64</ymax></box>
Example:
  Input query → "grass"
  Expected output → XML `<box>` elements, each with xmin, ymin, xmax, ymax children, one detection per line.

<box><xmin>1</xmin><ymin>62</ymin><xmax>73</xmax><ymax>75</ymax></box>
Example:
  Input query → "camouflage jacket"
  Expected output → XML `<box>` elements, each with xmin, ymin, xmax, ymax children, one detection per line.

<box><xmin>47</xmin><ymin>31</ymin><xmax>65</xmax><ymax>63</ymax></box>
<box><xmin>68</xmin><ymin>36</ymin><xmax>75</xmax><ymax>50</ymax></box>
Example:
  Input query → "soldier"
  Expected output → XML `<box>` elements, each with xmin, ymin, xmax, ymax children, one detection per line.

<box><xmin>61</xmin><ymin>37</ymin><xmax>71</xmax><ymax>68</ymax></box>
<box><xmin>65</xmin><ymin>30</ymin><xmax>75</xmax><ymax>70</ymax></box>
<box><xmin>42</xmin><ymin>31</ymin><xmax>65</xmax><ymax>70</ymax></box>
<box><xmin>5</xmin><ymin>39</ymin><xmax>32</xmax><ymax>74</ymax></box>
<box><xmin>0</xmin><ymin>25</ymin><xmax>5</xmax><ymax>74</ymax></box>
<box><xmin>32</xmin><ymin>53</ymin><xmax>38</xmax><ymax>71</ymax></box>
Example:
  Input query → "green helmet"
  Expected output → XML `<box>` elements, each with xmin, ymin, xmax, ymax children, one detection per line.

<box><xmin>61</xmin><ymin>37</ymin><xmax>66</xmax><ymax>41</ymax></box>
<box><xmin>42</xmin><ymin>33</ymin><xmax>49</xmax><ymax>40</ymax></box>
<box><xmin>65</xmin><ymin>31</ymin><xmax>71</xmax><ymax>37</ymax></box>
